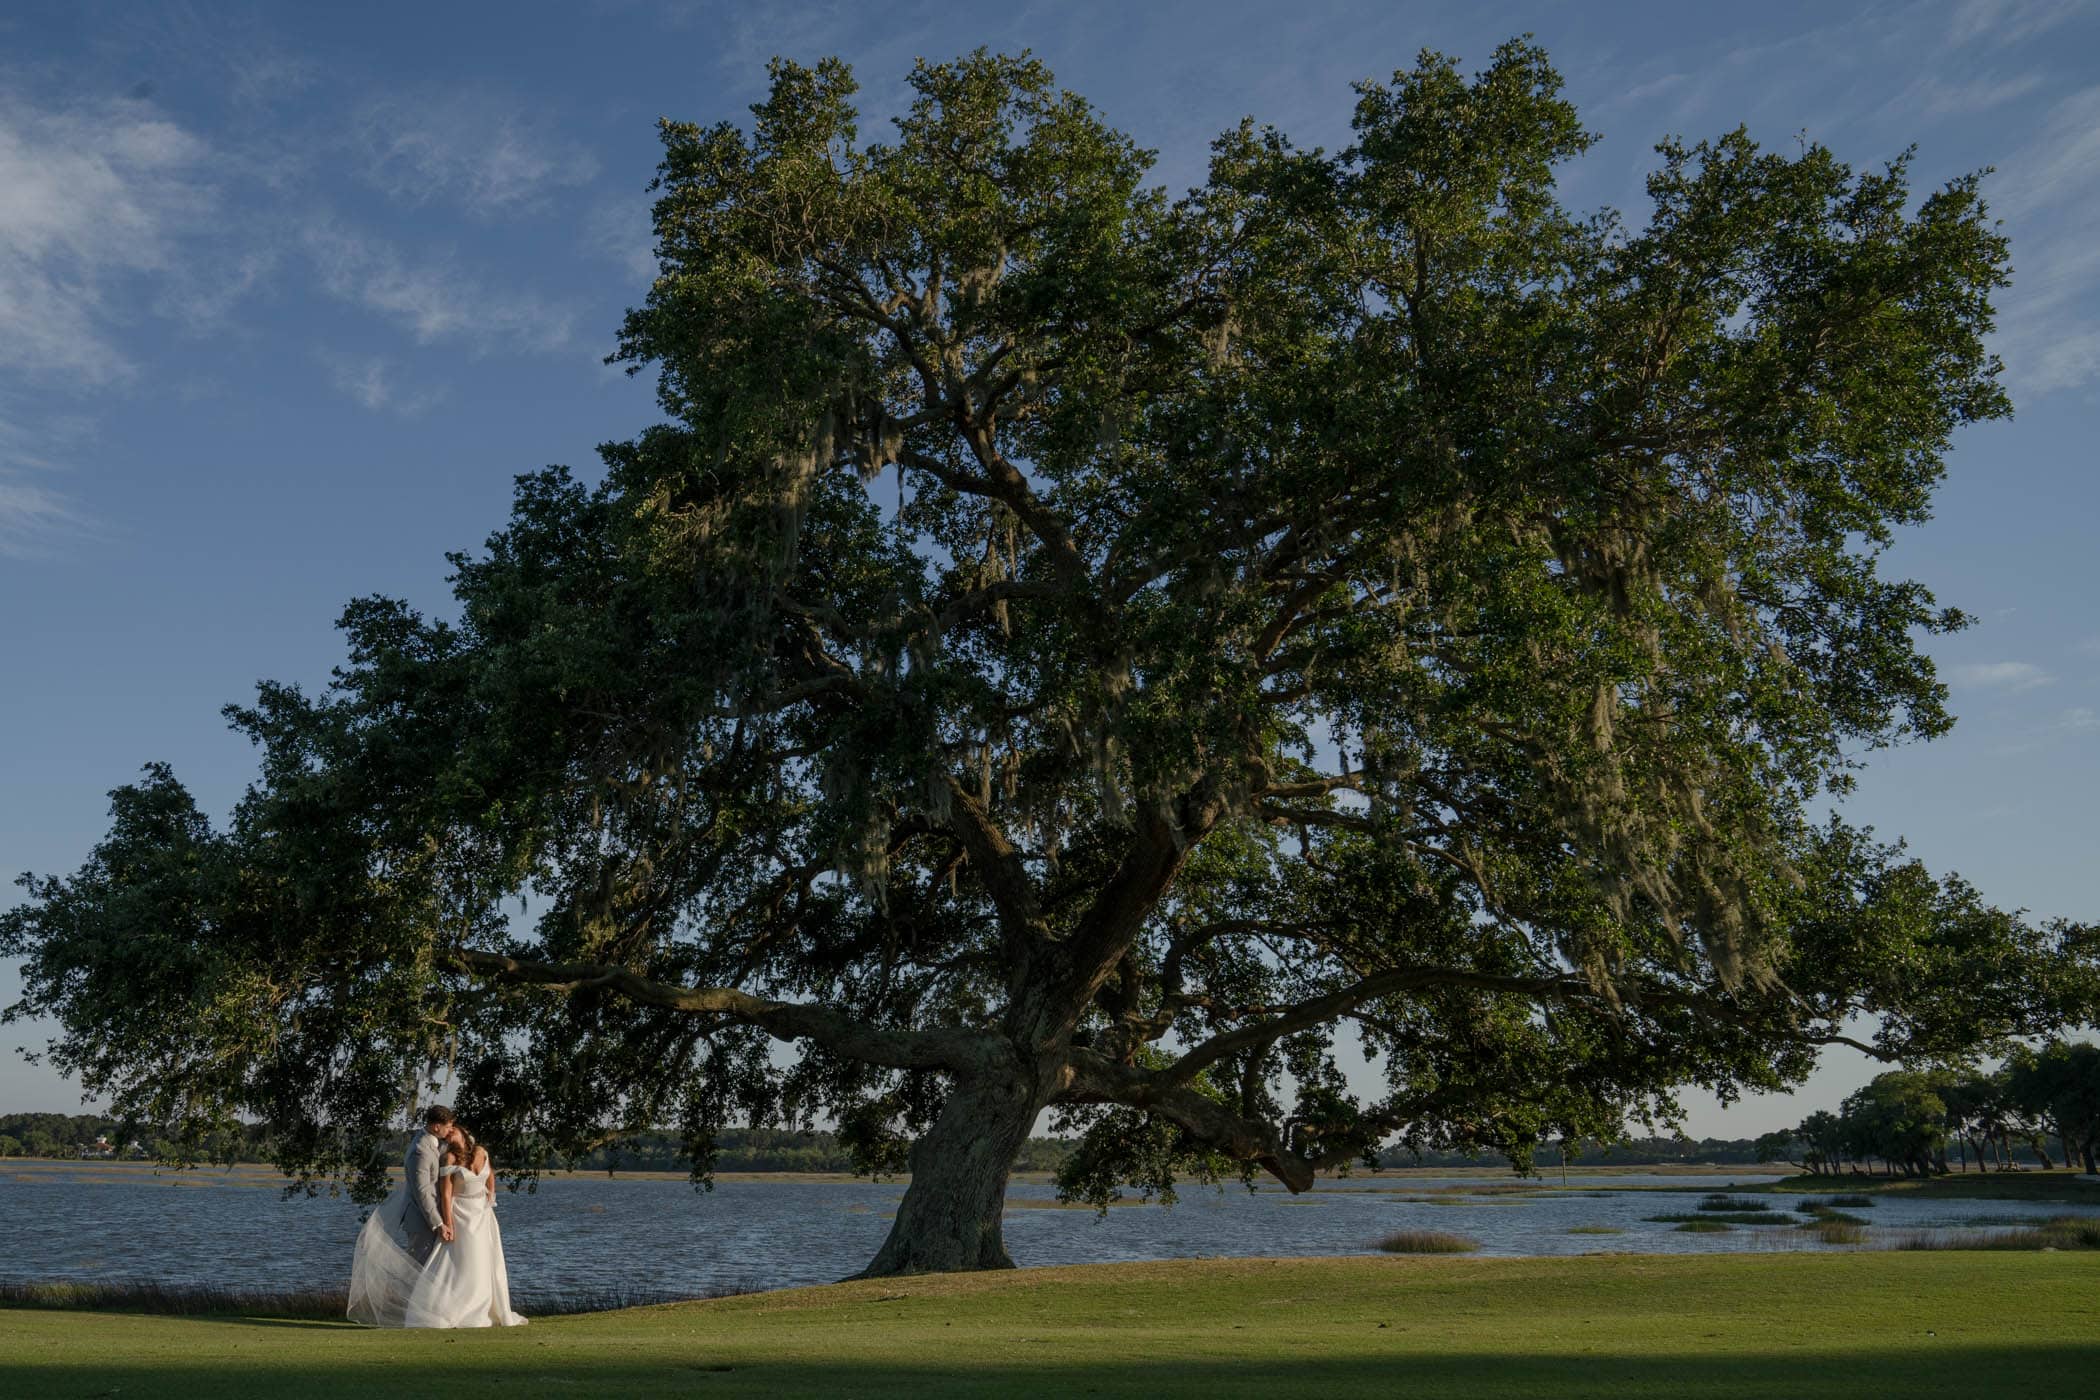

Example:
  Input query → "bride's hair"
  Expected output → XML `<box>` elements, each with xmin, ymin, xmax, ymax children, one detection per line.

<box><xmin>450</xmin><ymin>1127</ymin><xmax>481</xmax><ymax>1168</ymax></box>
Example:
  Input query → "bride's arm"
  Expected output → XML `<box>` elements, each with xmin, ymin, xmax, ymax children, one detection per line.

<box><xmin>438</xmin><ymin>1168</ymin><xmax>455</xmax><ymax>1235</ymax></box>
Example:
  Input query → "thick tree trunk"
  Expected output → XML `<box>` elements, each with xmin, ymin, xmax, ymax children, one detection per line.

<box><xmin>855</xmin><ymin>1072</ymin><xmax>1042</xmax><ymax>1278</ymax></box>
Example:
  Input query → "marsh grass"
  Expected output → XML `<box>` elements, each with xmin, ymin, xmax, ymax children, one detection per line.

<box><xmin>1566</xmin><ymin>1225</ymin><xmax>1624</xmax><ymax>1235</ymax></box>
<box><xmin>0</xmin><ymin>1280</ymin><xmax>349</xmax><ymax>1319</ymax></box>
<box><xmin>1673</xmin><ymin>1220</ymin><xmax>1731</xmax><ymax>1233</ymax></box>
<box><xmin>1805</xmin><ymin>1220</ymin><xmax>1867</xmax><ymax>1245</ymax></box>
<box><xmin>1374</xmin><ymin>1229</ymin><xmax>1481</xmax><ymax>1254</ymax></box>
<box><xmin>1886</xmin><ymin>1217</ymin><xmax>2100</xmax><ymax>1252</ymax></box>
<box><xmin>1649</xmin><ymin>1212</ymin><xmax>1785</xmax><ymax>1225</ymax></box>
<box><xmin>1698</xmin><ymin>1195</ymin><xmax>1772</xmax><ymax>1213</ymax></box>
<box><xmin>1772</xmin><ymin>1172</ymin><xmax>2100</xmax><ymax>1204</ymax></box>
<box><xmin>1802</xmin><ymin>1206</ymin><xmax>1870</xmax><ymax>1225</ymax></box>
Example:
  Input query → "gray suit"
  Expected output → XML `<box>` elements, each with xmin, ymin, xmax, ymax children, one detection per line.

<box><xmin>402</xmin><ymin>1131</ymin><xmax>447</xmax><ymax>1263</ymax></box>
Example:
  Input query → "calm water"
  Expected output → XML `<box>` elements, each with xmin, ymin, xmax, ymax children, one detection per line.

<box><xmin>2</xmin><ymin>1163</ymin><xmax>2092</xmax><ymax>1309</ymax></box>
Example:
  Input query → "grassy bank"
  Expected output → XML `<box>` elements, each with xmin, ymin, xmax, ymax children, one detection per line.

<box><xmin>5</xmin><ymin>1253</ymin><xmax>2098</xmax><ymax>1399</ymax></box>
<box><xmin>1763</xmin><ymin>1170</ymin><xmax>2100</xmax><ymax>1203</ymax></box>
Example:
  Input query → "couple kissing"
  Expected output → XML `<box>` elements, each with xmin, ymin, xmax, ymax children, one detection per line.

<box><xmin>346</xmin><ymin>1103</ymin><xmax>527</xmax><ymax>1329</ymax></box>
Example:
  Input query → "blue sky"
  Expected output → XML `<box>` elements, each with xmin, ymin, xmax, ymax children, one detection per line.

<box><xmin>2</xmin><ymin>0</ymin><xmax>2096</xmax><ymax>1137</ymax></box>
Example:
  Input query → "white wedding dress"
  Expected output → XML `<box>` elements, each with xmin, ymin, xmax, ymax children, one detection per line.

<box><xmin>348</xmin><ymin>1162</ymin><xmax>527</xmax><ymax>1328</ymax></box>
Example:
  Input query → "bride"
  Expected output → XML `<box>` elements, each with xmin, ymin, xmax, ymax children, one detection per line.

<box><xmin>348</xmin><ymin>1124</ymin><xmax>527</xmax><ymax>1328</ymax></box>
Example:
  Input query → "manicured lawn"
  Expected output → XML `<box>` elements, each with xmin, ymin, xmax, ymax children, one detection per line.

<box><xmin>4</xmin><ymin>1252</ymin><xmax>2097</xmax><ymax>1398</ymax></box>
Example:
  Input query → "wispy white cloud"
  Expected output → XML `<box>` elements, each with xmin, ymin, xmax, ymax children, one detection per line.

<box><xmin>316</xmin><ymin>350</ymin><xmax>449</xmax><ymax>417</ymax></box>
<box><xmin>353</xmin><ymin>88</ymin><xmax>600</xmax><ymax>215</ymax></box>
<box><xmin>1619</xmin><ymin>73</ymin><xmax>1691</xmax><ymax>104</ymax></box>
<box><xmin>0</xmin><ymin>88</ymin><xmax>244</xmax><ymax>552</ymax></box>
<box><xmin>120</xmin><ymin>5</ymin><xmax>318</xmax><ymax>109</ymax></box>
<box><xmin>1946</xmin><ymin>0</ymin><xmax>2087</xmax><ymax>46</ymax></box>
<box><xmin>154</xmin><ymin>246</ymin><xmax>280</xmax><ymax>330</ymax></box>
<box><xmin>2057</xmin><ymin>705</ymin><xmax>2100</xmax><ymax>733</ymax></box>
<box><xmin>229</xmin><ymin>47</ymin><xmax>319</xmax><ymax>108</ymax></box>
<box><xmin>1986</xmin><ymin>85</ymin><xmax>2100</xmax><ymax>397</ymax></box>
<box><xmin>0</xmin><ymin>403</ymin><xmax>100</xmax><ymax>556</ymax></box>
<box><xmin>0</xmin><ymin>471</ymin><xmax>79</xmax><ymax>558</ymax></box>
<box><xmin>1991</xmin><ymin>86</ymin><xmax>2100</xmax><ymax>222</ymax></box>
<box><xmin>0</xmin><ymin>92</ymin><xmax>216</xmax><ymax>383</ymax></box>
<box><xmin>582</xmin><ymin>198</ymin><xmax>658</xmax><ymax>284</ymax></box>
<box><xmin>1884</xmin><ymin>71</ymin><xmax>2044</xmax><ymax>119</ymax></box>
<box><xmin>1952</xmin><ymin>660</ymin><xmax>2055</xmax><ymax>691</ymax></box>
<box><xmin>303</xmin><ymin>221</ymin><xmax>577</xmax><ymax>353</ymax></box>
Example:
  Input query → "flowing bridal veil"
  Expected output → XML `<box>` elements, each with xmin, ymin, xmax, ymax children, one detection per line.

<box><xmin>348</xmin><ymin>1163</ymin><xmax>527</xmax><ymax>1328</ymax></box>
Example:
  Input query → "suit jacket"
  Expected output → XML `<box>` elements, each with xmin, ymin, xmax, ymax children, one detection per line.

<box><xmin>400</xmin><ymin>1131</ymin><xmax>446</xmax><ymax>1260</ymax></box>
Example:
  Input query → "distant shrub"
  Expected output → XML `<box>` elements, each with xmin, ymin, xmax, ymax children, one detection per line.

<box><xmin>1375</xmin><ymin>1230</ymin><xmax>1481</xmax><ymax>1254</ymax></box>
<box><xmin>1802</xmin><ymin>1206</ymin><xmax>1870</xmax><ymax>1225</ymax></box>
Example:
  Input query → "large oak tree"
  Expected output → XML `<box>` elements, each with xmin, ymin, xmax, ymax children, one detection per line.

<box><xmin>8</xmin><ymin>45</ymin><xmax>2094</xmax><ymax>1277</ymax></box>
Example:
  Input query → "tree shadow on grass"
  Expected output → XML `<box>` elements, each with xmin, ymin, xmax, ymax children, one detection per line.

<box><xmin>4</xmin><ymin>1345</ymin><xmax>2097</xmax><ymax>1400</ymax></box>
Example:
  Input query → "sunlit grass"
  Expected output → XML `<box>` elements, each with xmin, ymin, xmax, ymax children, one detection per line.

<box><xmin>8</xmin><ymin>1254</ymin><xmax>2097</xmax><ymax>1400</ymax></box>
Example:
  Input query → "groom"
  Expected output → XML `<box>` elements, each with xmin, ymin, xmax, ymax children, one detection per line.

<box><xmin>403</xmin><ymin>1104</ymin><xmax>464</xmax><ymax>1263</ymax></box>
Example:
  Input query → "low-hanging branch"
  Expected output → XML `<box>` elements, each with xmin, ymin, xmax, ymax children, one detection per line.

<box><xmin>450</xmin><ymin>949</ymin><xmax>1003</xmax><ymax>1075</ymax></box>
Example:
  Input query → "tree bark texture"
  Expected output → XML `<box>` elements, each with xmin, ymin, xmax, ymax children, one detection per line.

<box><xmin>855</xmin><ymin>1072</ymin><xmax>1042</xmax><ymax>1277</ymax></box>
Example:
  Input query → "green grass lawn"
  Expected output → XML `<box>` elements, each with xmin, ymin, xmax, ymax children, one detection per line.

<box><xmin>4</xmin><ymin>1252</ymin><xmax>2097</xmax><ymax>1399</ymax></box>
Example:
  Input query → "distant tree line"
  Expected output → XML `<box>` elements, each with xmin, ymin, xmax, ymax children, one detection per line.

<box><xmin>0</xmin><ymin>1111</ymin><xmax>264</xmax><ymax>1163</ymax></box>
<box><xmin>1756</xmin><ymin>1043</ymin><xmax>2100</xmax><ymax>1177</ymax></box>
<box><xmin>1374</xmin><ymin>1137</ymin><xmax>1838</xmax><ymax>1169</ymax></box>
<box><xmin>21</xmin><ymin>1071</ymin><xmax>2092</xmax><ymax>1180</ymax></box>
<box><xmin>0</xmin><ymin>1113</ymin><xmax>1079</xmax><ymax>1175</ymax></box>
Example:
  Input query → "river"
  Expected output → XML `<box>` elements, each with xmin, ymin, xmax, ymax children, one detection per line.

<box><xmin>3</xmin><ymin>1161</ymin><xmax>2091</xmax><ymax>1310</ymax></box>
